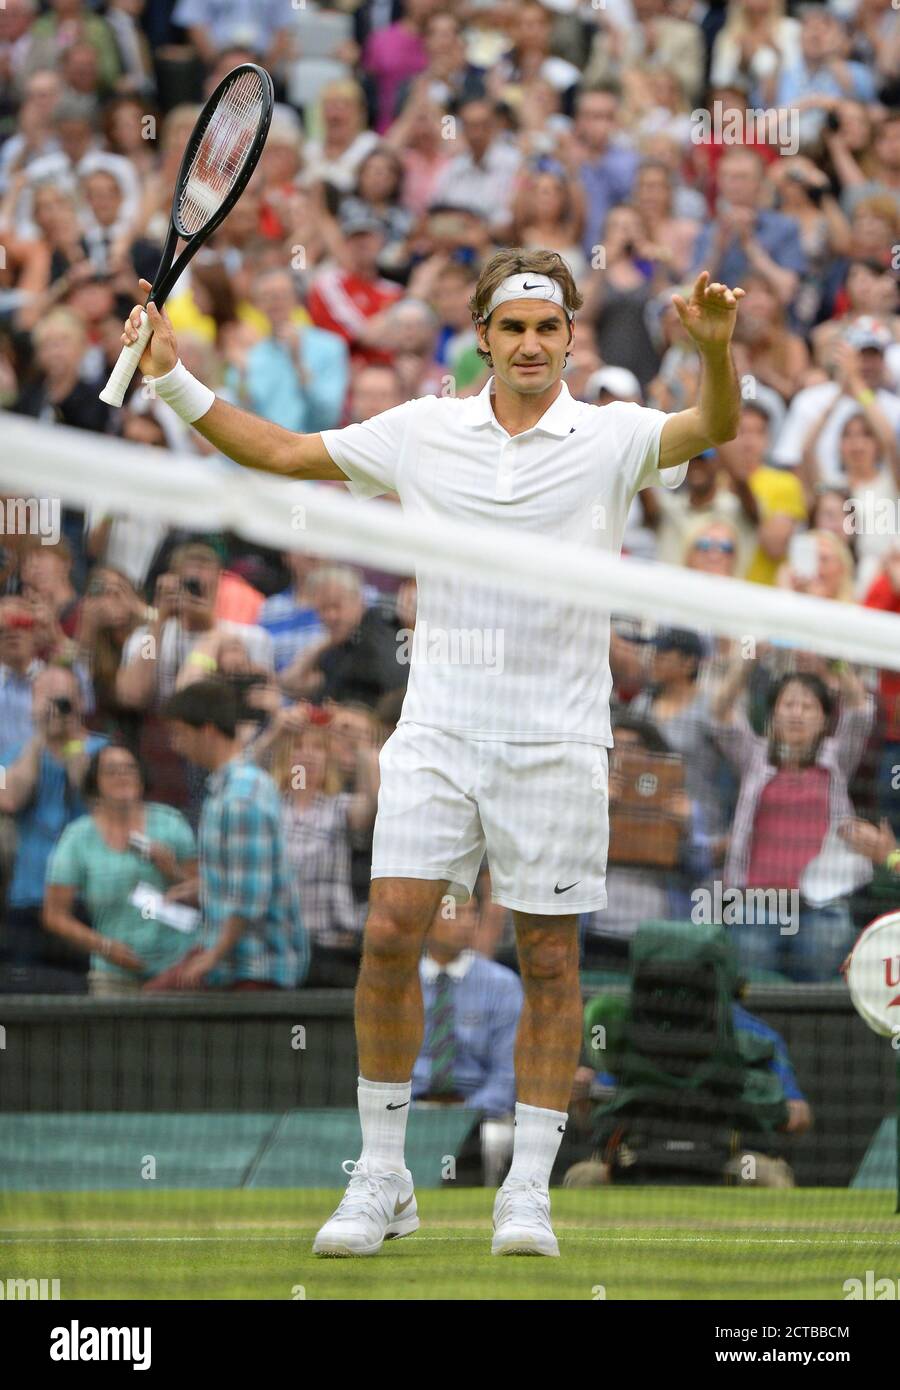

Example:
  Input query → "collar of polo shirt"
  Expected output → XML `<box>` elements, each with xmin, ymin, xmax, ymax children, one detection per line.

<box><xmin>463</xmin><ymin>375</ymin><xmax>581</xmax><ymax>437</ymax></box>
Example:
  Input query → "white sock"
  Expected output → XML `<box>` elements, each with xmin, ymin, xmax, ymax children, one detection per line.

<box><xmin>506</xmin><ymin>1101</ymin><xmax>568</xmax><ymax>1189</ymax></box>
<box><xmin>357</xmin><ymin>1076</ymin><xmax>411</xmax><ymax>1173</ymax></box>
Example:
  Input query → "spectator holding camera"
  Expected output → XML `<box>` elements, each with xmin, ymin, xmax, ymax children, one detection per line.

<box><xmin>0</xmin><ymin>664</ymin><xmax>106</xmax><ymax>980</ymax></box>
<box><xmin>116</xmin><ymin>542</ymin><xmax>273</xmax><ymax>714</ymax></box>
<box><xmin>177</xmin><ymin>630</ymin><xmax>283</xmax><ymax>749</ymax></box>
<box><xmin>75</xmin><ymin>564</ymin><xmax>147</xmax><ymax>744</ymax></box>
<box><xmin>116</xmin><ymin>541</ymin><xmax>272</xmax><ymax>817</ymax></box>
<box><xmin>710</xmin><ymin>652</ymin><xmax>874</xmax><ymax>981</ymax></box>
<box><xmin>43</xmin><ymin>741</ymin><xmax>197</xmax><ymax>995</ymax></box>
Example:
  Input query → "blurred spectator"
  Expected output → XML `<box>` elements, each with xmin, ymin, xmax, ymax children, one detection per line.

<box><xmin>776</xmin><ymin>10</ymin><xmax>878</xmax><ymax>150</ymax></box>
<box><xmin>281</xmin><ymin>565</ymin><xmax>407</xmax><ymax>710</ymax></box>
<box><xmin>20</xmin><ymin>0</ymin><xmax>121</xmax><ymax>94</ymax></box>
<box><xmin>154</xmin><ymin>679</ymin><xmax>307</xmax><ymax>989</ymax></box>
<box><xmin>711</xmin><ymin>655</ymin><xmax>874</xmax><ymax>981</ymax></box>
<box><xmin>384</xmin><ymin>89</ymin><xmax>451</xmax><ymax>218</ymax></box>
<box><xmin>0</xmin><ymin>664</ymin><xmax>106</xmax><ymax>983</ymax></box>
<box><xmin>13</xmin><ymin>306</ymin><xmax>109</xmax><ymax>431</ymax></box>
<box><xmin>117</xmin><ymin>541</ymin><xmax>271</xmax><ymax>714</ymax></box>
<box><xmin>394</xmin><ymin>9</ymin><xmax>485</xmax><ymax>117</ymax></box>
<box><xmin>691</xmin><ymin>148</ymin><xmax>807</xmax><ymax>310</ymax></box>
<box><xmin>170</xmin><ymin>0</ymin><xmax>292</xmax><ymax>72</ymax></box>
<box><xmin>227</xmin><ymin>267</ymin><xmax>349</xmax><ymax>432</ymax></box>
<box><xmin>565</xmin><ymin>84</ymin><xmax>638</xmax><ymax>260</ymax></box>
<box><xmin>717</xmin><ymin>401</ymin><xmax>807</xmax><ymax>585</ymax></box>
<box><xmin>340</xmin><ymin>143</ymin><xmax>414</xmax><ymax>264</ymax></box>
<box><xmin>301</xmin><ymin>80</ymin><xmax>379</xmax><ymax>195</ymax></box>
<box><xmin>512</xmin><ymin>164</ymin><xmax>586</xmax><ymax>281</ymax></box>
<box><xmin>776</xmin><ymin>528</ymin><xmax>855</xmax><ymax>602</ymax></box>
<box><xmin>774</xmin><ymin>318</ymin><xmax>900</xmax><ymax>482</ymax></box>
<box><xmin>259</xmin><ymin>550</ymin><xmax>327</xmax><ymax>676</ymax></box>
<box><xmin>428</xmin><ymin>97</ymin><xmax>522</xmax><ymax>236</ymax></box>
<box><xmin>583</xmin><ymin>0</ymin><xmax>705</xmax><ymax>106</ymax></box>
<box><xmin>306</xmin><ymin>205</ymin><xmax>403</xmax><ymax>366</ymax></box>
<box><xmin>731</xmin><ymin>272</ymin><xmax>810</xmax><ymax>401</ymax></box>
<box><xmin>75</xmin><ymin>564</ymin><xmax>146</xmax><ymax>745</ymax></box>
<box><xmin>629</xmin><ymin>628</ymin><xmax>730</xmax><ymax>842</ymax></box>
<box><xmin>640</xmin><ymin>448</ymin><xmax>758</xmax><ymax>572</ymax></box>
<box><xmin>709</xmin><ymin>0</ymin><xmax>801</xmax><ymax>109</ymax></box>
<box><xmin>803</xmin><ymin>408</ymin><xmax>898</xmax><ymax>597</ymax></box>
<box><xmin>43</xmin><ymin>741</ymin><xmax>197</xmax><ymax>995</ymax></box>
<box><xmin>256</xmin><ymin>699</ymin><xmax>379</xmax><ymax>987</ymax></box>
<box><xmin>362</xmin><ymin>0</ymin><xmax>432</xmax><ymax>134</ymax></box>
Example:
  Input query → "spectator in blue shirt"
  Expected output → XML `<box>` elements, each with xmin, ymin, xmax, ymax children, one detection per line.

<box><xmin>0</xmin><ymin>664</ymin><xmax>107</xmax><ymax>983</ymax></box>
<box><xmin>259</xmin><ymin>550</ymin><xmax>326</xmax><ymax>676</ymax></box>
<box><xmin>413</xmin><ymin>894</ymin><xmax>523</xmax><ymax>1117</ymax></box>
<box><xmin>568</xmin><ymin>85</ymin><xmax>640</xmax><ymax>262</ymax></box>
<box><xmin>775</xmin><ymin>10</ymin><xmax>878</xmax><ymax>150</ymax></box>
<box><xmin>690</xmin><ymin>148</ymin><xmax>807</xmax><ymax>310</ymax></box>
<box><xmin>228</xmin><ymin>268</ymin><xmax>349</xmax><ymax>434</ymax></box>
<box><xmin>152</xmin><ymin>679</ymin><xmax>308</xmax><ymax>990</ymax></box>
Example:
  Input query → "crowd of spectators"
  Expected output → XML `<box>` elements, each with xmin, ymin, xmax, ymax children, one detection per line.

<box><xmin>0</xmin><ymin>0</ymin><xmax>899</xmax><ymax>1020</ymax></box>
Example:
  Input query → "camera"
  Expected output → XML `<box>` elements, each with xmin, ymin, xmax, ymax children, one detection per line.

<box><xmin>50</xmin><ymin>697</ymin><xmax>73</xmax><ymax>717</ymax></box>
<box><xmin>227</xmin><ymin>673</ymin><xmax>268</xmax><ymax>724</ymax></box>
<box><xmin>181</xmin><ymin>577</ymin><xmax>204</xmax><ymax>599</ymax></box>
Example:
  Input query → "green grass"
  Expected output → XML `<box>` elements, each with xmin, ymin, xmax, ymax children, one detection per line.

<box><xmin>1</xmin><ymin>1188</ymin><xmax>897</xmax><ymax>1300</ymax></box>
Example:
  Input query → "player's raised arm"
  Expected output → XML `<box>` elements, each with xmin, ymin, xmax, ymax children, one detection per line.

<box><xmin>120</xmin><ymin>282</ymin><xmax>347</xmax><ymax>483</ymax></box>
<box><xmin>657</xmin><ymin>272</ymin><xmax>745</xmax><ymax>471</ymax></box>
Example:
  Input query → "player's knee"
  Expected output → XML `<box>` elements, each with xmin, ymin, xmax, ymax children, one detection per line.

<box><xmin>362</xmin><ymin>910</ymin><xmax>422</xmax><ymax>970</ymax></box>
<box><xmin>518</xmin><ymin>934</ymin><xmax>575</xmax><ymax>984</ymax></box>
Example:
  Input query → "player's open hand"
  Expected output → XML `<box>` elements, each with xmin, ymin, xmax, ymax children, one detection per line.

<box><xmin>671</xmin><ymin>272</ymin><xmax>745</xmax><ymax>354</ymax></box>
<box><xmin>122</xmin><ymin>278</ymin><xmax>179</xmax><ymax>378</ymax></box>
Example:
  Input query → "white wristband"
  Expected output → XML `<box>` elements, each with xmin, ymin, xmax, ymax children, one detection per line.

<box><xmin>149</xmin><ymin>359</ymin><xmax>215</xmax><ymax>423</ymax></box>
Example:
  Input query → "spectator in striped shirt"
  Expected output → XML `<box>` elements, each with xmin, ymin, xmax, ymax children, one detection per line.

<box><xmin>263</xmin><ymin>699</ymin><xmax>380</xmax><ymax>988</ymax></box>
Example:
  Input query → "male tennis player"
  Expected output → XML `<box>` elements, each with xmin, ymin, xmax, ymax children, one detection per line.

<box><xmin>122</xmin><ymin>251</ymin><xmax>743</xmax><ymax>1257</ymax></box>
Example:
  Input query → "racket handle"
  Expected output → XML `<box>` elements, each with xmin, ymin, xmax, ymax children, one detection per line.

<box><xmin>99</xmin><ymin>310</ymin><xmax>153</xmax><ymax>407</ymax></box>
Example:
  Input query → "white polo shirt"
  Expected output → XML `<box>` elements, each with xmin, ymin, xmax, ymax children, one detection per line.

<box><xmin>321</xmin><ymin>377</ymin><xmax>686</xmax><ymax>745</ymax></box>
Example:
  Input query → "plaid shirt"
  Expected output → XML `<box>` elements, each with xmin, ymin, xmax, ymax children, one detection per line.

<box><xmin>199</xmin><ymin>755</ymin><xmax>308</xmax><ymax>987</ymax></box>
<box><xmin>712</xmin><ymin>697</ymin><xmax>875</xmax><ymax>896</ymax></box>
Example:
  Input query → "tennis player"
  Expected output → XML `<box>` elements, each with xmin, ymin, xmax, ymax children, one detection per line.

<box><xmin>121</xmin><ymin>251</ymin><xmax>744</xmax><ymax>1257</ymax></box>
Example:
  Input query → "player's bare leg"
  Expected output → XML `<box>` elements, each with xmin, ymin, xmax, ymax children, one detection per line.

<box><xmin>492</xmin><ymin>913</ymin><xmax>581</xmax><ymax>1257</ymax></box>
<box><xmin>313</xmin><ymin>876</ymin><xmax>447</xmax><ymax>1256</ymax></box>
<box><xmin>355</xmin><ymin>876</ymin><xmax>449</xmax><ymax>1080</ymax></box>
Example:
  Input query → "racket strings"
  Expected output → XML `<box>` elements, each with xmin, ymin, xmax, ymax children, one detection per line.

<box><xmin>179</xmin><ymin>70</ymin><xmax>264</xmax><ymax>235</ymax></box>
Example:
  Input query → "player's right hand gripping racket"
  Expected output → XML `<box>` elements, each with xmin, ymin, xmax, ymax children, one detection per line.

<box><xmin>100</xmin><ymin>62</ymin><xmax>274</xmax><ymax>406</ymax></box>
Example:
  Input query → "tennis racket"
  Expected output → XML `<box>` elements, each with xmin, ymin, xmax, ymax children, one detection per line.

<box><xmin>100</xmin><ymin>62</ymin><xmax>274</xmax><ymax>407</ymax></box>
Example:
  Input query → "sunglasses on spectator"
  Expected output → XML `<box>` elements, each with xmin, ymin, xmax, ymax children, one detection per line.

<box><xmin>693</xmin><ymin>538</ymin><xmax>735</xmax><ymax>554</ymax></box>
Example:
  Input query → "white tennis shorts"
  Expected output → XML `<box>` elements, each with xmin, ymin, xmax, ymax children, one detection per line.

<box><xmin>371</xmin><ymin>722</ymin><xmax>610</xmax><ymax>914</ymax></box>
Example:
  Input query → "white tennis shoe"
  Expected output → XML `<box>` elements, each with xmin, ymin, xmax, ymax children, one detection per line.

<box><xmin>312</xmin><ymin>1158</ymin><xmax>419</xmax><ymax>1257</ymax></box>
<box><xmin>491</xmin><ymin>1177</ymin><xmax>560</xmax><ymax>1257</ymax></box>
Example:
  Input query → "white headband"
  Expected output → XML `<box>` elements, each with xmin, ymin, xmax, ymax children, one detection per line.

<box><xmin>483</xmin><ymin>273</ymin><xmax>574</xmax><ymax>322</ymax></box>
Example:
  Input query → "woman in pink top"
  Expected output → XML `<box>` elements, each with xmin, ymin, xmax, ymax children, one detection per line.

<box><xmin>362</xmin><ymin>0</ymin><xmax>431</xmax><ymax>133</ymax></box>
<box><xmin>710</xmin><ymin>652</ymin><xmax>873</xmax><ymax>981</ymax></box>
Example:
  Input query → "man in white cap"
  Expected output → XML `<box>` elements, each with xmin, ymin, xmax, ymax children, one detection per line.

<box><xmin>120</xmin><ymin>248</ymin><xmax>744</xmax><ymax>1259</ymax></box>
